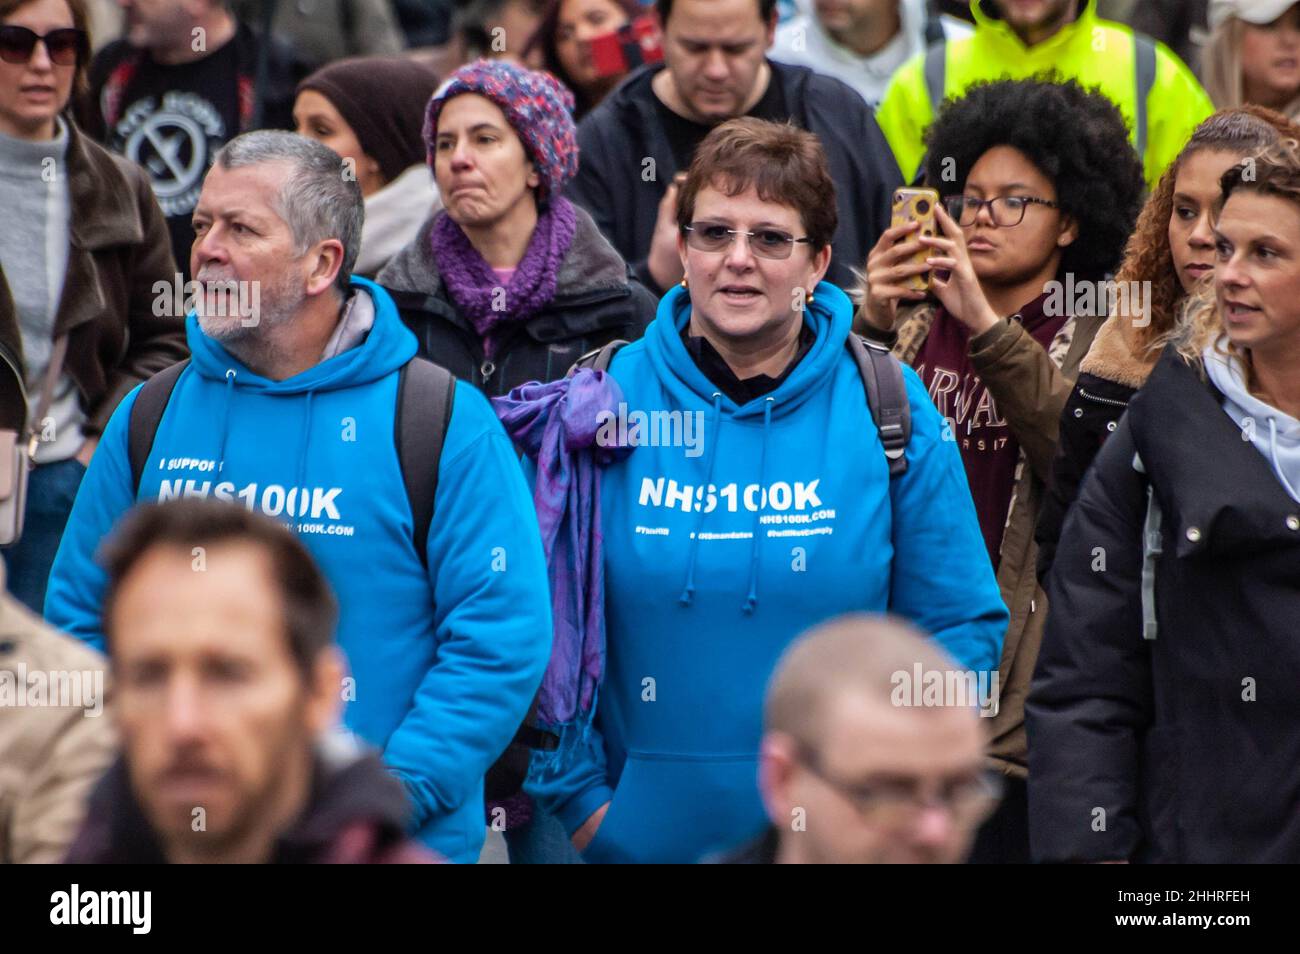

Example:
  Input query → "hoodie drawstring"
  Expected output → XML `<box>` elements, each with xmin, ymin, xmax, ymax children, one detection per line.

<box><xmin>679</xmin><ymin>392</ymin><xmax>724</xmax><ymax>606</ymax></box>
<box><xmin>1268</xmin><ymin>418</ymin><xmax>1300</xmax><ymax>501</ymax></box>
<box><xmin>295</xmin><ymin>391</ymin><xmax>315</xmax><ymax>517</ymax></box>
<box><xmin>216</xmin><ymin>369</ymin><xmax>237</xmax><ymax>474</ymax></box>
<box><xmin>743</xmin><ymin>396</ymin><xmax>775</xmax><ymax>614</ymax></box>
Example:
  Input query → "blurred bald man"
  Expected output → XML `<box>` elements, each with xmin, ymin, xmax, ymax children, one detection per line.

<box><xmin>718</xmin><ymin>614</ymin><xmax>1000</xmax><ymax>864</ymax></box>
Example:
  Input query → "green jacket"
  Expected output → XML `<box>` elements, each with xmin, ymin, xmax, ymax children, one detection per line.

<box><xmin>876</xmin><ymin>0</ymin><xmax>1213</xmax><ymax>189</ymax></box>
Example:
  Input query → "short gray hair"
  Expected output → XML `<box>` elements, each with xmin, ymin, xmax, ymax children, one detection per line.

<box><xmin>214</xmin><ymin>131</ymin><xmax>364</xmax><ymax>296</ymax></box>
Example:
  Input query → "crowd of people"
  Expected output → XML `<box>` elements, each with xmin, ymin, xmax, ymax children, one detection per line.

<box><xmin>1</xmin><ymin>0</ymin><xmax>1299</xmax><ymax>866</ymax></box>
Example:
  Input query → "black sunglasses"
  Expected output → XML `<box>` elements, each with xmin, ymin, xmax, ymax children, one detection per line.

<box><xmin>0</xmin><ymin>25</ymin><xmax>87</xmax><ymax>67</ymax></box>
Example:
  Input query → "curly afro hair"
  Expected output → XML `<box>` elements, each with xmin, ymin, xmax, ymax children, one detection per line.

<box><xmin>921</xmin><ymin>76</ymin><xmax>1145</xmax><ymax>283</ymax></box>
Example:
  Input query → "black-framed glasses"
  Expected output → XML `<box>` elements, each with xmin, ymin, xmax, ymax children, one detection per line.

<box><xmin>944</xmin><ymin>194</ymin><xmax>1059</xmax><ymax>228</ymax></box>
<box><xmin>0</xmin><ymin>25</ymin><xmax>87</xmax><ymax>66</ymax></box>
<box><xmin>796</xmin><ymin>742</ymin><xmax>1004</xmax><ymax>828</ymax></box>
<box><xmin>682</xmin><ymin>221</ymin><xmax>813</xmax><ymax>260</ymax></box>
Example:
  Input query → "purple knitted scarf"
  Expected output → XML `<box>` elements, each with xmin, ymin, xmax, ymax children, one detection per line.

<box><xmin>430</xmin><ymin>197</ymin><xmax>579</xmax><ymax>359</ymax></box>
<box><xmin>492</xmin><ymin>369</ymin><xmax>630</xmax><ymax>764</ymax></box>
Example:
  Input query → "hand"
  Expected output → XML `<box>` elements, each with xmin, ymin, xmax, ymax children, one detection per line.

<box><xmin>74</xmin><ymin>435</ymin><xmax>99</xmax><ymax>468</ymax></box>
<box><xmin>920</xmin><ymin>204</ymin><xmax>1000</xmax><ymax>336</ymax></box>
<box><xmin>571</xmin><ymin>802</ymin><xmax>610</xmax><ymax>852</ymax></box>
<box><xmin>647</xmin><ymin>173</ymin><xmax>687</xmax><ymax>291</ymax></box>
<box><xmin>861</xmin><ymin>220</ymin><xmax>930</xmax><ymax>332</ymax></box>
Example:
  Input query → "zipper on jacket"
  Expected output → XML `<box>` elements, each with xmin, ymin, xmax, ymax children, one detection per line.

<box><xmin>1079</xmin><ymin>387</ymin><xmax>1130</xmax><ymax>409</ymax></box>
<box><xmin>480</xmin><ymin>360</ymin><xmax>496</xmax><ymax>384</ymax></box>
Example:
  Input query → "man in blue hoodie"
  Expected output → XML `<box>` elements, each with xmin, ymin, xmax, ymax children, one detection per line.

<box><xmin>45</xmin><ymin>130</ymin><xmax>553</xmax><ymax>864</ymax></box>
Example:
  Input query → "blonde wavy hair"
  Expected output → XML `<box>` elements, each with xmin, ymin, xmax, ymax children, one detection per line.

<box><xmin>1118</xmin><ymin>106</ymin><xmax>1298</xmax><ymax>360</ymax></box>
<box><xmin>1171</xmin><ymin>137</ymin><xmax>1300</xmax><ymax>386</ymax></box>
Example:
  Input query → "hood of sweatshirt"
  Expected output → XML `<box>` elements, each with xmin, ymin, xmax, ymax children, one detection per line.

<box><xmin>645</xmin><ymin>279</ymin><xmax>855</xmax><ymax>422</ymax></box>
<box><xmin>1203</xmin><ymin>337</ymin><xmax>1300</xmax><ymax>503</ymax></box>
<box><xmin>186</xmin><ymin>275</ymin><xmax>416</xmax><ymax>395</ymax></box>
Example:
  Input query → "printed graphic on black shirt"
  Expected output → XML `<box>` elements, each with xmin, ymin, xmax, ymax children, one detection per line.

<box><xmin>103</xmin><ymin>41</ymin><xmax>241</xmax><ymax>277</ymax></box>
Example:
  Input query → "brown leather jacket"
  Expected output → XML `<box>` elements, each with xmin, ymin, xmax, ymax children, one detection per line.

<box><xmin>857</xmin><ymin>301</ymin><xmax>1102</xmax><ymax>778</ymax></box>
<box><xmin>0</xmin><ymin>120</ymin><xmax>187</xmax><ymax>438</ymax></box>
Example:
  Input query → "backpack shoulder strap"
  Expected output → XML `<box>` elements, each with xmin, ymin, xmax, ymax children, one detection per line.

<box><xmin>569</xmin><ymin>339</ymin><xmax>630</xmax><ymax>376</ymax></box>
<box><xmin>396</xmin><ymin>357</ymin><xmax>456</xmax><ymax>569</ymax></box>
<box><xmin>847</xmin><ymin>334</ymin><xmax>911</xmax><ymax>478</ymax></box>
<box><xmin>128</xmin><ymin>359</ymin><xmax>190</xmax><ymax>493</ymax></box>
<box><xmin>1133</xmin><ymin>33</ymin><xmax>1157</xmax><ymax>166</ymax></box>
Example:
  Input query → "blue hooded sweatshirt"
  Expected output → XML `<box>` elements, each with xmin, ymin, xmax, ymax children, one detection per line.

<box><xmin>45</xmin><ymin>277</ymin><xmax>553</xmax><ymax>863</ymax></box>
<box><xmin>526</xmin><ymin>281</ymin><xmax>1007</xmax><ymax>863</ymax></box>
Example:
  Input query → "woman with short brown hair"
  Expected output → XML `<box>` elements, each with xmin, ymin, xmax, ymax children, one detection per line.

<box><xmin>506</xmin><ymin>115</ymin><xmax>1006</xmax><ymax>864</ymax></box>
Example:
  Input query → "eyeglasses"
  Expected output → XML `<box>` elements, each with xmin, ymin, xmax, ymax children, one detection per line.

<box><xmin>682</xmin><ymin>221</ymin><xmax>813</xmax><ymax>260</ymax></box>
<box><xmin>944</xmin><ymin>194</ymin><xmax>1059</xmax><ymax>228</ymax></box>
<box><xmin>0</xmin><ymin>25</ymin><xmax>87</xmax><ymax>67</ymax></box>
<box><xmin>797</xmin><ymin>743</ymin><xmax>1004</xmax><ymax>829</ymax></box>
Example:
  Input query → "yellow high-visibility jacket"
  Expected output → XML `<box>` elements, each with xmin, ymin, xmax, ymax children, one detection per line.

<box><xmin>876</xmin><ymin>0</ymin><xmax>1213</xmax><ymax>190</ymax></box>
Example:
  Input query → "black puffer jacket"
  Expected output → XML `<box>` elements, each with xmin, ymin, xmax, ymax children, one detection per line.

<box><xmin>377</xmin><ymin>205</ymin><xmax>657</xmax><ymax>397</ymax></box>
<box><xmin>1028</xmin><ymin>346</ymin><xmax>1300</xmax><ymax>863</ymax></box>
<box><xmin>1033</xmin><ymin>371</ymin><xmax>1134</xmax><ymax>582</ymax></box>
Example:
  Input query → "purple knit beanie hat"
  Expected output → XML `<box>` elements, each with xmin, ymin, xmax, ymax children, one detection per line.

<box><xmin>423</xmin><ymin>59</ymin><xmax>578</xmax><ymax>206</ymax></box>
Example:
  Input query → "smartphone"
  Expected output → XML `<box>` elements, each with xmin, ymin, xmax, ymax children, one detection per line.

<box><xmin>890</xmin><ymin>187</ymin><xmax>940</xmax><ymax>292</ymax></box>
<box><xmin>586</xmin><ymin>14</ymin><xmax>664</xmax><ymax>78</ymax></box>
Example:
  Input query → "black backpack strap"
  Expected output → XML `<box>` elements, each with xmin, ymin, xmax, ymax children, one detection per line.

<box><xmin>923</xmin><ymin>39</ymin><xmax>947</xmax><ymax>111</ymax></box>
<box><xmin>128</xmin><ymin>359</ymin><xmax>190</xmax><ymax>493</ymax></box>
<box><xmin>396</xmin><ymin>357</ymin><xmax>456</xmax><ymax>569</ymax></box>
<box><xmin>847</xmin><ymin>334</ymin><xmax>911</xmax><ymax>478</ymax></box>
<box><xmin>569</xmin><ymin>339</ymin><xmax>630</xmax><ymax>376</ymax></box>
<box><xmin>1133</xmin><ymin>33</ymin><xmax>1157</xmax><ymax>167</ymax></box>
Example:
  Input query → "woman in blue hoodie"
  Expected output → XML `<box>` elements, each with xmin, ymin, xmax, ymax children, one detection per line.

<box><xmin>510</xmin><ymin>117</ymin><xmax>1008</xmax><ymax>864</ymax></box>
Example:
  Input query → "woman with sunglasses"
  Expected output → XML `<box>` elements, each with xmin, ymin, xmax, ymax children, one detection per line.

<box><xmin>0</xmin><ymin>0</ymin><xmax>185</xmax><ymax>612</ymax></box>
<box><xmin>514</xmin><ymin>116</ymin><xmax>1007</xmax><ymax>864</ymax></box>
<box><xmin>857</xmin><ymin>77</ymin><xmax>1145</xmax><ymax>863</ymax></box>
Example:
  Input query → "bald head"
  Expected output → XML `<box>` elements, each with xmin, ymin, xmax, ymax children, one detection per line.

<box><xmin>758</xmin><ymin>615</ymin><xmax>994</xmax><ymax>863</ymax></box>
<box><xmin>765</xmin><ymin>614</ymin><xmax>968</xmax><ymax>745</ymax></box>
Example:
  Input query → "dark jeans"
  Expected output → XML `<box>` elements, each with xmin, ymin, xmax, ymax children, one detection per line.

<box><xmin>504</xmin><ymin>806</ymin><xmax>584</xmax><ymax>864</ymax></box>
<box><xmin>2</xmin><ymin>456</ymin><xmax>86</xmax><ymax>615</ymax></box>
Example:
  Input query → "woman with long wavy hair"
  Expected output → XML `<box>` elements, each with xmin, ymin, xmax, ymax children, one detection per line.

<box><xmin>1029</xmin><ymin>136</ymin><xmax>1300</xmax><ymax>862</ymax></box>
<box><xmin>1035</xmin><ymin>105</ymin><xmax>1300</xmax><ymax>580</ymax></box>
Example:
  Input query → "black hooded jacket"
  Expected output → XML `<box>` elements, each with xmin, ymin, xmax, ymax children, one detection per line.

<box><xmin>1028</xmin><ymin>346</ymin><xmax>1300</xmax><ymax>863</ymax></box>
<box><xmin>66</xmin><ymin>748</ymin><xmax>434</xmax><ymax>864</ymax></box>
<box><xmin>567</xmin><ymin>61</ymin><xmax>902</xmax><ymax>296</ymax></box>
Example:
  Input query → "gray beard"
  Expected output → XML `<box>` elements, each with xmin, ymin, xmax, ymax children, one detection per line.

<box><xmin>198</xmin><ymin>273</ymin><xmax>306</xmax><ymax>372</ymax></box>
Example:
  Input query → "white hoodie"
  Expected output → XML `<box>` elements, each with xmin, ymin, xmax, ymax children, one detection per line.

<box><xmin>1203</xmin><ymin>337</ymin><xmax>1300</xmax><ymax>503</ymax></box>
<box><xmin>769</xmin><ymin>0</ymin><xmax>971</xmax><ymax>109</ymax></box>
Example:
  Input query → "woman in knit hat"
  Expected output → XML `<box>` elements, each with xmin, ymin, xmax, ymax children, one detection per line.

<box><xmin>294</xmin><ymin>55</ymin><xmax>442</xmax><ymax>277</ymax></box>
<box><xmin>378</xmin><ymin>57</ymin><xmax>654</xmax><ymax>398</ymax></box>
<box><xmin>377</xmin><ymin>57</ymin><xmax>655</xmax><ymax>865</ymax></box>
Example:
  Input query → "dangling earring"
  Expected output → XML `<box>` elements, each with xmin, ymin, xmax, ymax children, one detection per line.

<box><xmin>680</xmin><ymin>278</ymin><xmax>688</xmax><ymax>288</ymax></box>
<box><xmin>807</xmin><ymin>290</ymin><xmax>815</xmax><ymax>303</ymax></box>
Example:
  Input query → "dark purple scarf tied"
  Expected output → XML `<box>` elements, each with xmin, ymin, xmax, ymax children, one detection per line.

<box><xmin>493</xmin><ymin>369</ymin><xmax>630</xmax><ymax>766</ymax></box>
<box><xmin>430</xmin><ymin>197</ymin><xmax>579</xmax><ymax>359</ymax></box>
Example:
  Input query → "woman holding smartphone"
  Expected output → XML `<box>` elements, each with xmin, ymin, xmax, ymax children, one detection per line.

<box><xmin>856</xmin><ymin>77</ymin><xmax>1144</xmax><ymax>862</ymax></box>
